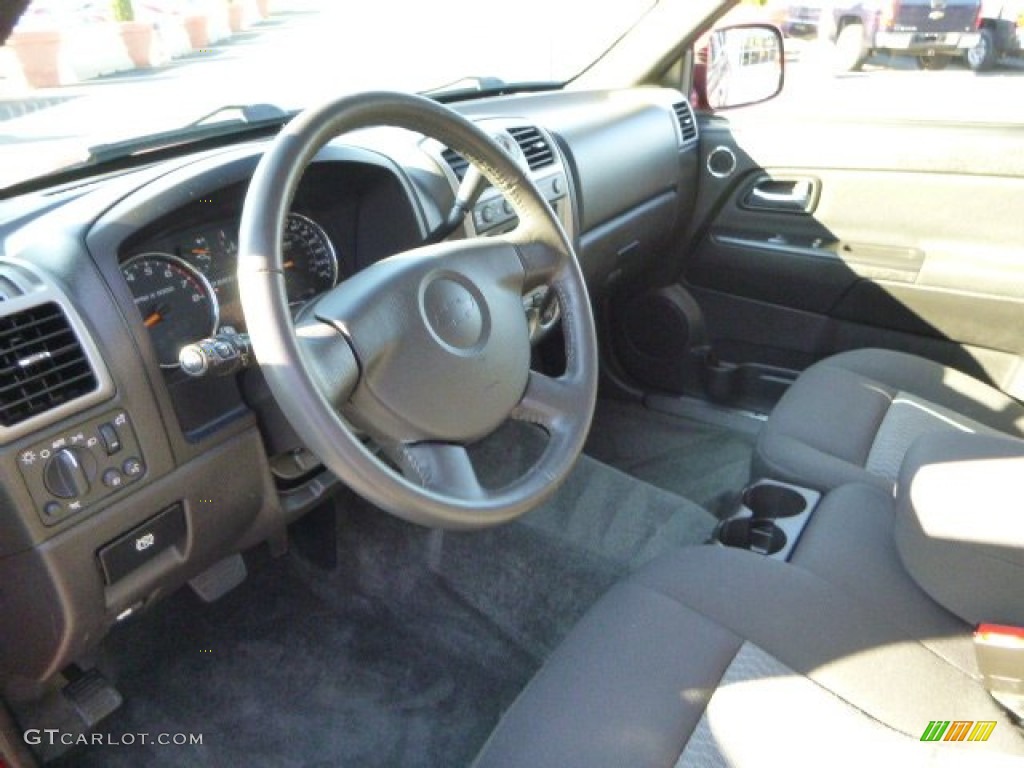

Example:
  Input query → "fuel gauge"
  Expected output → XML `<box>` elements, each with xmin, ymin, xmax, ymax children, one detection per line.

<box><xmin>188</xmin><ymin>234</ymin><xmax>214</xmax><ymax>275</ymax></box>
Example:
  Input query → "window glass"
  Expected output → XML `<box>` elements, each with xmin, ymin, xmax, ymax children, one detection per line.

<box><xmin>710</xmin><ymin>0</ymin><xmax>1024</xmax><ymax>122</ymax></box>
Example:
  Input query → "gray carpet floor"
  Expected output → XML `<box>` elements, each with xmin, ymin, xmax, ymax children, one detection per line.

<box><xmin>446</xmin><ymin>422</ymin><xmax>717</xmax><ymax>658</ymax></box>
<box><xmin>53</xmin><ymin>412</ymin><xmax>732</xmax><ymax>767</ymax></box>
<box><xmin>585</xmin><ymin>399</ymin><xmax>756</xmax><ymax>519</ymax></box>
<box><xmin>60</xmin><ymin>541</ymin><xmax>534</xmax><ymax>768</ymax></box>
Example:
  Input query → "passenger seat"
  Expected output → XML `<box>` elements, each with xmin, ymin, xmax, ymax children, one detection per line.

<box><xmin>753</xmin><ymin>348</ymin><xmax>1024</xmax><ymax>492</ymax></box>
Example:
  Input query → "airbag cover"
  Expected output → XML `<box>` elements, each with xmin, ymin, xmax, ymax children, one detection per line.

<box><xmin>312</xmin><ymin>240</ymin><xmax>529</xmax><ymax>443</ymax></box>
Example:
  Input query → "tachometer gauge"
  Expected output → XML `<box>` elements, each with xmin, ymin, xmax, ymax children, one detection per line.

<box><xmin>121</xmin><ymin>253</ymin><xmax>219</xmax><ymax>368</ymax></box>
<box><xmin>283</xmin><ymin>213</ymin><xmax>339</xmax><ymax>303</ymax></box>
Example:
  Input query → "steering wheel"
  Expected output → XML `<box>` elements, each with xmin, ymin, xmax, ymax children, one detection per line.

<box><xmin>237</xmin><ymin>91</ymin><xmax>597</xmax><ymax>530</ymax></box>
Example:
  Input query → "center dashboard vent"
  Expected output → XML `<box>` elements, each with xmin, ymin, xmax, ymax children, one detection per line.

<box><xmin>508</xmin><ymin>125</ymin><xmax>555</xmax><ymax>171</ymax></box>
<box><xmin>0</xmin><ymin>302</ymin><xmax>98</xmax><ymax>427</ymax></box>
<box><xmin>441</xmin><ymin>147</ymin><xmax>470</xmax><ymax>181</ymax></box>
<box><xmin>0</xmin><ymin>264</ymin><xmax>29</xmax><ymax>303</ymax></box>
<box><xmin>0</xmin><ymin>277</ymin><xmax>20</xmax><ymax>302</ymax></box>
<box><xmin>442</xmin><ymin>125</ymin><xmax>555</xmax><ymax>179</ymax></box>
<box><xmin>672</xmin><ymin>100</ymin><xmax>698</xmax><ymax>145</ymax></box>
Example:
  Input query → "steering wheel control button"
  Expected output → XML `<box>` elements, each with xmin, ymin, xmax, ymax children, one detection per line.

<box><xmin>43</xmin><ymin>447</ymin><xmax>95</xmax><ymax>499</ymax></box>
<box><xmin>20</xmin><ymin>410</ymin><xmax>145</xmax><ymax>525</ymax></box>
<box><xmin>99</xmin><ymin>423</ymin><xmax>122</xmax><ymax>455</ymax></box>
<box><xmin>97</xmin><ymin>503</ymin><xmax>187</xmax><ymax>585</ymax></box>
<box><xmin>123</xmin><ymin>458</ymin><xmax>144</xmax><ymax>477</ymax></box>
<box><xmin>423</xmin><ymin>277</ymin><xmax>486</xmax><ymax>352</ymax></box>
<box><xmin>102</xmin><ymin>469</ymin><xmax>124</xmax><ymax>489</ymax></box>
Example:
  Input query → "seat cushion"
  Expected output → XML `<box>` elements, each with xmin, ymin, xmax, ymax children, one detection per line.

<box><xmin>753</xmin><ymin>348</ymin><xmax>1024</xmax><ymax>492</ymax></box>
<box><xmin>894</xmin><ymin>432</ymin><xmax>1024</xmax><ymax>627</ymax></box>
<box><xmin>473</xmin><ymin>544</ymin><xmax>1024</xmax><ymax>768</ymax></box>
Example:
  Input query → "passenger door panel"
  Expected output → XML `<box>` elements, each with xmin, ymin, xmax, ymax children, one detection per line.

<box><xmin>682</xmin><ymin>116</ymin><xmax>1024</xmax><ymax>390</ymax></box>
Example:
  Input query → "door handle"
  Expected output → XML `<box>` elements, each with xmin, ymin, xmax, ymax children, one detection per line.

<box><xmin>751</xmin><ymin>181</ymin><xmax>811</xmax><ymax>205</ymax></box>
<box><xmin>742</xmin><ymin>177</ymin><xmax>818</xmax><ymax>213</ymax></box>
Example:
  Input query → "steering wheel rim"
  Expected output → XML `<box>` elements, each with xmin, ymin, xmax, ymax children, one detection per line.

<box><xmin>237</xmin><ymin>91</ymin><xmax>597</xmax><ymax>529</ymax></box>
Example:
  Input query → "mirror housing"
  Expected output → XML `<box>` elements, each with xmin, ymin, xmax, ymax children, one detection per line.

<box><xmin>694</xmin><ymin>23</ymin><xmax>785</xmax><ymax>111</ymax></box>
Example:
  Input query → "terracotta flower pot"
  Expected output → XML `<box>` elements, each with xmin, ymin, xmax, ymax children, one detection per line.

<box><xmin>228</xmin><ymin>3</ymin><xmax>246</xmax><ymax>34</ymax></box>
<box><xmin>183</xmin><ymin>14</ymin><xmax>211</xmax><ymax>50</ymax></box>
<box><xmin>7</xmin><ymin>30</ymin><xmax>63</xmax><ymax>88</ymax></box>
<box><xmin>119</xmin><ymin>21</ymin><xmax>155</xmax><ymax>68</ymax></box>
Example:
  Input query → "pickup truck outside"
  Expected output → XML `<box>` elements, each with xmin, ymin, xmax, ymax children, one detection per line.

<box><xmin>969</xmin><ymin>0</ymin><xmax>1024</xmax><ymax>70</ymax></box>
<box><xmin>782</xmin><ymin>0</ymin><xmax>982</xmax><ymax>70</ymax></box>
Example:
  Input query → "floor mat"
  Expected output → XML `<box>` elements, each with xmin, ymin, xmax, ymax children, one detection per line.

<box><xmin>441</xmin><ymin>420</ymin><xmax>718</xmax><ymax>657</ymax></box>
<box><xmin>470</xmin><ymin>419</ymin><xmax>716</xmax><ymax>566</ymax></box>
<box><xmin>60</xmin><ymin>548</ymin><xmax>534</xmax><ymax>768</ymax></box>
<box><xmin>57</xmin><ymin>419</ymin><xmax>721</xmax><ymax>767</ymax></box>
<box><xmin>585</xmin><ymin>399</ymin><xmax>757</xmax><ymax>519</ymax></box>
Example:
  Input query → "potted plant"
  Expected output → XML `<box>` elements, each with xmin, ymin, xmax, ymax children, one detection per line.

<box><xmin>227</xmin><ymin>0</ymin><xmax>246</xmax><ymax>34</ymax></box>
<box><xmin>183</xmin><ymin>8</ymin><xmax>211</xmax><ymax>50</ymax></box>
<box><xmin>111</xmin><ymin>0</ymin><xmax>155</xmax><ymax>68</ymax></box>
<box><xmin>6</xmin><ymin>27</ymin><xmax>63</xmax><ymax>88</ymax></box>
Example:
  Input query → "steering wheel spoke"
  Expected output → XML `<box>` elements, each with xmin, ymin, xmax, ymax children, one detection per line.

<box><xmin>506</xmin><ymin>228</ymin><xmax>568</xmax><ymax>290</ymax></box>
<box><xmin>393</xmin><ymin>442</ymin><xmax>484</xmax><ymax>500</ymax></box>
<box><xmin>511</xmin><ymin>370</ymin><xmax>578</xmax><ymax>434</ymax></box>
<box><xmin>293</xmin><ymin>311</ymin><xmax>359</xmax><ymax>409</ymax></box>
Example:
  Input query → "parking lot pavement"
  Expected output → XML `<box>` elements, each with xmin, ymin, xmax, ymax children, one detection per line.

<box><xmin>775</xmin><ymin>45</ymin><xmax>1024</xmax><ymax>123</ymax></box>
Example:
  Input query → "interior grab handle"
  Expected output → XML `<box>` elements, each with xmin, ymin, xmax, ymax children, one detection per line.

<box><xmin>752</xmin><ymin>181</ymin><xmax>810</xmax><ymax>204</ymax></box>
<box><xmin>743</xmin><ymin>177</ymin><xmax>818</xmax><ymax>213</ymax></box>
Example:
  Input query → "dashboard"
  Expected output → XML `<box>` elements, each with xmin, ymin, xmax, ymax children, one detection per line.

<box><xmin>0</xmin><ymin>87</ymin><xmax>699</xmax><ymax>688</ymax></box>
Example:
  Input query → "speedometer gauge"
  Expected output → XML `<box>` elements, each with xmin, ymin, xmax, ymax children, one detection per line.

<box><xmin>283</xmin><ymin>213</ymin><xmax>338</xmax><ymax>303</ymax></box>
<box><xmin>121</xmin><ymin>253</ymin><xmax>219</xmax><ymax>368</ymax></box>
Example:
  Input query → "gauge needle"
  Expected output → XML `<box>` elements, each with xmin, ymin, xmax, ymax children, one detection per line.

<box><xmin>144</xmin><ymin>304</ymin><xmax>168</xmax><ymax>328</ymax></box>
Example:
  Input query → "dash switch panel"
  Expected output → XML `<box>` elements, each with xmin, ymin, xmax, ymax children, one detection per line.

<box><xmin>17</xmin><ymin>409</ymin><xmax>145</xmax><ymax>526</ymax></box>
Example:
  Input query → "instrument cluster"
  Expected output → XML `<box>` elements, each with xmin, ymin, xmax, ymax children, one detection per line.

<box><xmin>120</xmin><ymin>212</ymin><xmax>339</xmax><ymax>367</ymax></box>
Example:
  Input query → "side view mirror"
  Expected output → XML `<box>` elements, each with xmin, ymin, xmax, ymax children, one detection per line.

<box><xmin>695</xmin><ymin>24</ymin><xmax>785</xmax><ymax>111</ymax></box>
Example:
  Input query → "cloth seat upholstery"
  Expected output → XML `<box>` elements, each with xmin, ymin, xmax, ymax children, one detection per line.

<box><xmin>473</xmin><ymin>484</ymin><xmax>1024</xmax><ymax>767</ymax></box>
<box><xmin>753</xmin><ymin>348</ymin><xmax>1024</xmax><ymax>492</ymax></box>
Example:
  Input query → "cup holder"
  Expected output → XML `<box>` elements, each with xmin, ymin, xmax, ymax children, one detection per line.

<box><xmin>715</xmin><ymin>480</ymin><xmax>820</xmax><ymax>559</ymax></box>
<box><xmin>741</xmin><ymin>484</ymin><xmax>807</xmax><ymax>519</ymax></box>
<box><xmin>715</xmin><ymin>518</ymin><xmax>787</xmax><ymax>556</ymax></box>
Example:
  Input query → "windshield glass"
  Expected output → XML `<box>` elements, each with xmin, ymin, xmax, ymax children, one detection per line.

<box><xmin>0</xmin><ymin>0</ymin><xmax>655</xmax><ymax>189</ymax></box>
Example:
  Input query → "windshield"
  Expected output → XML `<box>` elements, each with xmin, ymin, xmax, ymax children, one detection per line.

<box><xmin>0</xmin><ymin>0</ymin><xmax>655</xmax><ymax>189</ymax></box>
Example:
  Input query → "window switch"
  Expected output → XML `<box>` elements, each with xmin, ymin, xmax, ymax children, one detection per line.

<box><xmin>98</xmin><ymin>423</ymin><xmax>121</xmax><ymax>455</ymax></box>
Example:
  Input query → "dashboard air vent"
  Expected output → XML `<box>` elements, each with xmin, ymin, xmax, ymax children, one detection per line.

<box><xmin>508</xmin><ymin>126</ymin><xmax>554</xmax><ymax>171</ymax></box>
<box><xmin>672</xmin><ymin>100</ymin><xmax>698</xmax><ymax>144</ymax></box>
<box><xmin>441</xmin><ymin>147</ymin><xmax>469</xmax><ymax>180</ymax></box>
<box><xmin>0</xmin><ymin>277</ymin><xmax>20</xmax><ymax>302</ymax></box>
<box><xmin>0</xmin><ymin>265</ymin><xmax>27</xmax><ymax>302</ymax></box>
<box><xmin>0</xmin><ymin>302</ymin><xmax>97</xmax><ymax>427</ymax></box>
